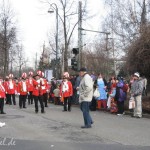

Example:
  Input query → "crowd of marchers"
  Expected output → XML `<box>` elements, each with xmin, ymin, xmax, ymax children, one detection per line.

<box><xmin>0</xmin><ymin>68</ymin><xmax>148</xmax><ymax>127</ymax></box>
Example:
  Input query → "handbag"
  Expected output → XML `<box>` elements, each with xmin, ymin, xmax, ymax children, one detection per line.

<box><xmin>129</xmin><ymin>97</ymin><xmax>135</xmax><ymax>109</ymax></box>
<box><xmin>93</xmin><ymin>88</ymin><xmax>100</xmax><ymax>98</ymax></box>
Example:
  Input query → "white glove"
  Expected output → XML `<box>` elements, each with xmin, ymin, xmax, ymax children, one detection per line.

<box><xmin>17</xmin><ymin>93</ymin><xmax>20</xmax><ymax>95</ymax></box>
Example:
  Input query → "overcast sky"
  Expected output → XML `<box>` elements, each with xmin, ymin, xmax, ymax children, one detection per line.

<box><xmin>4</xmin><ymin>0</ymin><xmax>106</xmax><ymax>67</ymax></box>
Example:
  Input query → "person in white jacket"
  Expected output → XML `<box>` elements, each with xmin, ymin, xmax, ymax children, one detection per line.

<box><xmin>79</xmin><ymin>68</ymin><xmax>93</xmax><ymax>128</ymax></box>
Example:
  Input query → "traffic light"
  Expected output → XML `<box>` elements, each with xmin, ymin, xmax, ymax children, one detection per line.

<box><xmin>71</xmin><ymin>57</ymin><xmax>78</xmax><ymax>71</ymax></box>
<box><xmin>72</xmin><ymin>48</ymin><xmax>79</xmax><ymax>55</ymax></box>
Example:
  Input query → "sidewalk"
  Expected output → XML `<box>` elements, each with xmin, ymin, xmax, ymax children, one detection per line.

<box><xmin>125</xmin><ymin>110</ymin><xmax>150</xmax><ymax>119</ymax></box>
<box><xmin>72</xmin><ymin>104</ymin><xmax>150</xmax><ymax>119</ymax></box>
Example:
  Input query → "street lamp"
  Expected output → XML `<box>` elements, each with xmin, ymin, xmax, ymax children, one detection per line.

<box><xmin>48</xmin><ymin>3</ymin><xmax>58</xmax><ymax>79</ymax></box>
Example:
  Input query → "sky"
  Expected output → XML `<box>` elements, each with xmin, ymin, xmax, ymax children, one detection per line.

<box><xmin>4</xmin><ymin>0</ymin><xmax>106</xmax><ymax>67</ymax></box>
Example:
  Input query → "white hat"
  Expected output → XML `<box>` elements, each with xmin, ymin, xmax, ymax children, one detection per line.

<box><xmin>63</xmin><ymin>72</ymin><xmax>69</xmax><ymax>78</ymax></box>
<box><xmin>37</xmin><ymin>70</ymin><xmax>42</xmax><ymax>77</ymax></box>
<box><xmin>134</xmin><ymin>72</ymin><xmax>140</xmax><ymax>78</ymax></box>
<box><xmin>22</xmin><ymin>72</ymin><xmax>27</xmax><ymax>79</ymax></box>
<box><xmin>28</xmin><ymin>71</ymin><xmax>33</xmax><ymax>76</ymax></box>
<box><xmin>9</xmin><ymin>74</ymin><xmax>14</xmax><ymax>78</ymax></box>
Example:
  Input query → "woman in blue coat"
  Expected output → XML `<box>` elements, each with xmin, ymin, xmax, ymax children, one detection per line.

<box><xmin>94</xmin><ymin>73</ymin><xmax>107</xmax><ymax>109</ymax></box>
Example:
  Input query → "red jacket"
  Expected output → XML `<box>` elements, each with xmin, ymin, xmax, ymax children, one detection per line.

<box><xmin>60</xmin><ymin>81</ymin><xmax>73</xmax><ymax>98</ymax></box>
<box><xmin>32</xmin><ymin>79</ymin><xmax>44</xmax><ymax>96</ymax></box>
<box><xmin>27</xmin><ymin>78</ymin><xmax>34</xmax><ymax>92</ymax></box>
<box><xmin>5</xmin><ymin>80</ymin><xmax>17</xmax><ymax>94</ymax></box>
<box><xmin>41</xmin><ymin>78</ymin><xmax>48</xmax><ymax>94</ymax></box>
<box><xmin>0</xmin><ymin>84</ymin><xmax>6</xmax><ymax>98</ymax></box>
<box><xmin>18</xmin><ymin>81</ymin><xmax>28</xmax><ymax>95</ymax></box>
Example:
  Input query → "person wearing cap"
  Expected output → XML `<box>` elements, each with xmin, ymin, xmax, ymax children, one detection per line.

<box><xmin>18</xmin><ymin>73</ymin><xmax>28</xmax><ymax>109</ymax></box>
<box><xmin>32</xmin><ymin>72</ymin><xmax>45</xmax><ymax>113</ymax></box>
<box><xmin>27</xmin><ymin>71</ymin><xmax>34</xmax><ymax>105</ymax></box>
<box><xmin>0</xmin><ymin>77</ymin><xmax>6</xmax><ymax>114</ymax></box>
<box><xmin>5</xmin><ymin>74</ymin><xmax>16</xmax><ymax>105</ymax></box>
<box><xmin>60</xmin><ymin>72</ymin><xmax>73</xmax><ymax>112</ymax></box>
<box><xmin>41</xmin><ymin>72</ymin><xmax>48</xmax><ymax>107</ymax></box>
<box><xmin>79</xmin><ymin>67</ymin><xmax>93</xmax><ymax>128</ymax></box>
<box><xmin>130</xmin><ymin>72</ymin><xmax>143</xmax><ymax>118</ymax></box>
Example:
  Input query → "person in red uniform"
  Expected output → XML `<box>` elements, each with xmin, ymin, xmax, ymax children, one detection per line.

<box><xmin>27</xmin><ymin>71</ymin><xmax>34</xmax><ymax>105</ymax></box>
<box><xmin>60</xmin><ymin>72</ymin><xmax>73</xmax><ymax>112</ymax></box>
<box><xmin>41</xmin><ymin>72</ymin><xmax>48</xmax><ymax>107</ymax></box>
<box><xmin>3</xmin><ymin>76</ymin><xmax>9</xmax><ymax>104</ymax></box>
<box><xmin>0</xmin><ymin>77</ymin><xmax>6</xmax><ymax>114</ymax></box>
<box><xmin>32</xmin><ymin>71</ymin><xmax>45</xmax><ymax>113</ymax></box>
<box><xmin>18</xmin><ymin>73</ymin><xmax>28</xmax><ymax>109</ymax></box>
<box><xmin>5</xmin><ymin>74</ymin><xmax>16</xmax><ymax>105</ymax></box>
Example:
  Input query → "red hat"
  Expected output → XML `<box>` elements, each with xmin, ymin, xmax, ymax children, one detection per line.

<box><xmin>9</xmin><ymin>74</ymin><xmax>14</xmax><ymax>78</ymax></box>
<box><xmin>22</xmin><ymin>72</ymin><xmax>27</xmax><ymax>79</ymax></box>
<box><xmin>63</xmin><ymin>72</ymin><xmax>69</xmax><ymax>78</ymax></box>
<box><xmin>37</xmin><ymin>70</ymin><xmax>42</xmax><ymax>77</ymax></box>
<box><xmin>28</xmin><ymin>71</ymin><xmax>33</xmax><ymax>76</ymax></box>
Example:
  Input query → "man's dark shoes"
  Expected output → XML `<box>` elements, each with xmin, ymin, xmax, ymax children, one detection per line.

<box><xmin>1</xmin><ymin>112</ymin><xmax>6</xmax><ymax>114</ymax></box>
<box><xmin>81</xmin><ymin>125</ymin><xmax>91</xmax><ymax>129</ymax></box>
<box><xmin>41</xmin><ymin>111</ymin><xmax>45</xmax><ymax>113</ymax></box>
<box><xmin>62</xmin><ymin>110</ymin><xmax>67</xmax><ymax>112</ymax></box>
<box><xmin>136</xmin><ymin>116</ymin><xmax>141</xmax><ymax>118</ymax></box>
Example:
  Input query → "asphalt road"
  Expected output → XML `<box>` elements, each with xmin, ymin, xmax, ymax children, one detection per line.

<box><xmin>0</xmin><ymin>97</ymin><xmax>150</xmax><ymax>150</ymax></box>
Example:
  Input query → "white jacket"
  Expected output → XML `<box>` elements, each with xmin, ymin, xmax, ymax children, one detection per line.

<box><xmin>79</xmin><ymin>73</ymin><xmax>93</xmax><ymax>103</ymax></box>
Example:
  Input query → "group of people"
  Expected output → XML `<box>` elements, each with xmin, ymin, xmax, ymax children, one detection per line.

<box><xmin>77</xmin><ymin>69</ymin><xmax>145</xmax><ymax>128</ymax></box>
<box><xmin>0</xmin><ymin>68</ymin><xmax>147</xmax><ymax>129</ymax></box>
<box><xmin>0</xmin><ymin>71</ymin><xmax>50</xmax><ymax>114</ymax></box>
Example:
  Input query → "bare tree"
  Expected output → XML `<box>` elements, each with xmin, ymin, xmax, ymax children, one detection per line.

<box><xmin>0</xmin><ymin>0</ymin><xmax>17</xmax><ymax>77</ymax></box>
<box><xmin>15</xmin><ymin>45</ymin><xmax>28</xmax><ymax>77</ymax></box>
<box><xmin>98</xmin><ymin>0</ymin><xmax>150</xmax><ymax>77</ymax></box>
<box><xmin>44</xmin><ymin>0</ymin><xmax>88</xmax><ymax>72</ymax></box>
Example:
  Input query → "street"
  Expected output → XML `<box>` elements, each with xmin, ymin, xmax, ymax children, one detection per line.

<box><xmin>0</xmin><ymin>98</ymin><xmax>150</xmax><ymax>150</ymax></box>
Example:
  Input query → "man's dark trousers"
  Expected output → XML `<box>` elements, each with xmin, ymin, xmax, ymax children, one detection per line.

<box><xmin>80</xmin><ymin>101</ymin><xmax>93</xmax><ymax>127</ymax></box>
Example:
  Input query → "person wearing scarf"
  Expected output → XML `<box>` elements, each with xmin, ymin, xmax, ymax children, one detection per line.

<box><xmin>60</xmin><ymin>72</ymin><xmax>73</xmax><ymax>112</ymax></box>
<box><xmin>18</xmin><ymin>73</ymin><xmax>28</xmax><ymax>109</ymax></box>
<box><xmin>5</xmin><ymin>74</ymin><xmax>16</xmax><ymax>105</ymax></box>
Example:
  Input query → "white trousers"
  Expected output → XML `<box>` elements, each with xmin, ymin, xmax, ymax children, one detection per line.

<box><xmin>134</xmin><ymin>95</ymin><xmax>142</xmax><ymax>117</ymax></box>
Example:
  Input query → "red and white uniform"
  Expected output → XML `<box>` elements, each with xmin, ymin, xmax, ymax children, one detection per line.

<box><xmin>32</xmin><ymin>79</ymin><xmax>44</xmax><ymax>96</ymax></box>
<box><xmin>5</xmin><ymin>80</ymin><xmax>17</xmax><ymax>94</ymax></box>
<box><xmin>0</xmin><ymin>83</ymin><xmax>6</xmax><ymax>98</ymax></box>
<box><xmin>27</xmin><ymin>77</ymin><xmax>34</xmax><ymax>92</ymax></box>
<box><xmin>18</xmin><ymin>80</ymin><xmax>28</xmax><ymax>95</ymax></box>
<box><xmin>60</xmin><ymin>81</ymin><xmax>73</xmax><ymax>97</ymax></box>
<box><xmin>41</xmin><ymin>78</ymin><xmax>48</xmax><ymax>94</ymax></box>
<box><xmin>3</xmin><ymin>80</ymin><xmax>9</xmax><ymax>93</ymax></box>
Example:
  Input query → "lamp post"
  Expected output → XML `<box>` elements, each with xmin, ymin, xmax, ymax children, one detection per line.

<box><xmin>48</xmin><ymin>3</ymin><xmax>58</xmax><ymax>78</ymax></box>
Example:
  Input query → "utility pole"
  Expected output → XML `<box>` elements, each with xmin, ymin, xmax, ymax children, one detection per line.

<box><xmin>48</xmin><ymin>3</ymin><xmax>59</xmax><ymax>78</ymax></box>
<box><xmin>106</xmin><ymin>33</ymin><xmax>110</xmax><ymax>79</ymax></box>
<box><xmin>78</xmin><ymin>1</ymin><xmax>82</xmax><ymax>70</ymax></box>
<box><xmin>111</xmin><ymin>0</ymin><xmax>116</xmax><ymax>76</ymax></box>
<box><xmin>35</xmin><ymin>52</ymin><xmax>37</xmax><ymax>70</ymax></box>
